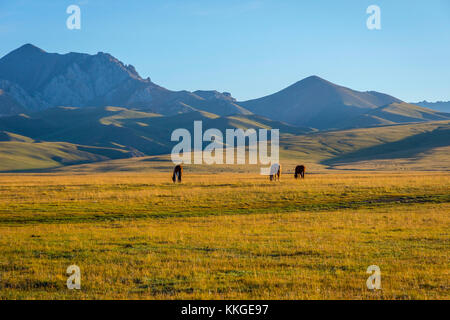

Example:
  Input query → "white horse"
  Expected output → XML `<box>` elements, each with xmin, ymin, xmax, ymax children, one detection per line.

<box><xmin>269</xmin><ymin>163</ymin><xmax>281</xmax><ymax>181</ymax></box>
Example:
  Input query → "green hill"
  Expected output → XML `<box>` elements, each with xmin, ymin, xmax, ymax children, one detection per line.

<box><xmin>0</xmin><ymin>106</ymin><xmax>316</xmax><ymax>171</ymax></box>
<box><xmin>323</xmin><ymin>125</ymin><xmax>450</xmax><ymax>165</ymax></box>
<box><xmin>44</xmin><ymin>120</ymin><xmax>450</xmax><ymax>173</ymax></box>
<box><xmin>0</xmin><ymin>106</ymin><xmax>313</xmax><ymax>156</ymax></box>
<box><xmin>0</xmin><ymin>141</ymin><xmax>131</xmax><ymax>172</ymax></box>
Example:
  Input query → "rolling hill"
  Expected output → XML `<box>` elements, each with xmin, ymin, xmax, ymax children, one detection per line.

<box><xmin>0</xmin><ymin>103</ymin><xmax>447</xmax><ymax>172</ymax></box>
<box><xmin>0</xmin><ymin>140</ymin><xmax>131</xmax><ymax>172</ymax></box>
<box><xmin>35</xmin><ymin>120</ymin><xmax>448</xmax><ymax>173</ymax></box>
<box><xmin>323</xmin><ymin>125</ymin><xmax>450</xmax><ymax>165</ymax></box>
<box><xmin>0</xmin><ymin>106</ymin><xmax>312</xmax><ymax>163</ymax></box>
<box><xmin>280</xmin><ymin>120</ymin><xmax>450</xmax><ymax>161</ymax></box>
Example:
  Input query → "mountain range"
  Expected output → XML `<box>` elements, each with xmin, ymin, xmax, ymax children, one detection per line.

<box><xmin>1</xmin><ymin>44</ymin><xmax>448</xmax><ymax>128</ymax></box>
<box><xmin>0</xmin><ymin>44</ymin><xmax>250</xmax><ymax>117</ymax></box>
<box><xmin>0</xmin><ymin>44</ymin><xmax>449</xmax><ymax>171</ymax></box>
<box><xmin>413</xmin><ymin>100</ymin><xmax>450</xmax><ymax>113</ymax></box>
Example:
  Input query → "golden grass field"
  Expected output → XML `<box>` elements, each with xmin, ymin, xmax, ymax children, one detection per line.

<box><xmin>0</xmin><ymin>171</ymin><xmax>448</xmax><ymax>299</ymax></box>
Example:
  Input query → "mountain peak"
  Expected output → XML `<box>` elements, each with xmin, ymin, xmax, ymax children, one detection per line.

<box><xmin>240</xmin><ymin>75</ymin><xmax>404</xmax><ymax>129</ymax></box>
<box><xmin>298</xmin><ymin>75</ymin><xmax>334</xmax><ymax>86</ymax></box>
<box><xmin>283</xmin><ymin>75</ymin><xmax>336</xmax><ymax>91</ymax></box>
<box><xmin>14</xmin><ymin>43</ymin><xmax>46</xmax><ymax>55</ymax></box>
<box><xmin>304</xmin><ymin>75</ymin><xmax>325</xmax><ymax>81</ymax></box>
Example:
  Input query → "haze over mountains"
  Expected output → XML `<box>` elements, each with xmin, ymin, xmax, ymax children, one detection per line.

<box><xmin>0</xmin><ymin>44</ymin><xmax>448</xmax><ymax>172</ymax></box>
<box><xmin>413</xmin><ymin>101</ymin><xmax>450</xmax><ymax>113</ymax></box>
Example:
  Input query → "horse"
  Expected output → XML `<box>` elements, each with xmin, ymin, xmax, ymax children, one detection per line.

<box><xmin>269</xmin><ymin>163</ymin><xmax>281</xmax><ymax>181</ymax></box>
<box><xmin>172</xmin><ymin>164</ymin><xmax>183</xmax><ymax>183</ymax></box>
<box><xmin>294</xmin><ymin>165</ymin><xmax>305</xmax><ymax>179</ymax></box>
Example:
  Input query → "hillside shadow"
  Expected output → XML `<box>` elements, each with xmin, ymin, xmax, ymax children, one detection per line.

<box><xmin>322</xmin><ymin>126</ymin><xmax>450</xmax><ymax>166</ymax></box>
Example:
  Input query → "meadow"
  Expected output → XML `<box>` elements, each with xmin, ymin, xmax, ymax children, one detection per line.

<box><xmin>0</xmin><ymin>171</ymin><xmax>448</xmax><ymax>299</ymax></box>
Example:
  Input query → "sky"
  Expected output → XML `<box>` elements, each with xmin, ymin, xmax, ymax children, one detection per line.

<box><xmin>0</xmin><ymin>0</ymin><xmax>449</xmax><ymax>102</ymax></box>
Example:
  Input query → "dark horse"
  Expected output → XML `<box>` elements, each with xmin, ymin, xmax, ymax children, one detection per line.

<box><xmin>294</xmin><ymin>165</ymin><xmax>305</xmax><ymax>179</ymax></box>
<box><xmin>172</xmin><ymin>164</ymin><xmax>183</xmax><ymax>183</ymax></box>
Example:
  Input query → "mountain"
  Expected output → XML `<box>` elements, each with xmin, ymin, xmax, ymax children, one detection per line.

<box><xmin>0</xmin><ymin>44</ymin><xmax>251</xmax><ymax>116</ymax></box>
<box><xmin>1</xmin><ymin>44</ymin><xmax>448</xmax><ymax>131</ymax></box>
<box><xmin>0</xmin><ymin>89</ymin><xmax>26</xmax><ymax>116</ymax></box>
<box><xmin>239</xmin><ymin>76</ymin><xmax>403</xmax><ymax>129</ymax></box>
<box><xmin>413</xmin><ymin>101</ymin><xmax>450</xmax><ymax>113</ymax></box>
<box><xmin>0</xmin><ymin>44</ymin><xmax>449</xmax><ymax>171</ymax></box>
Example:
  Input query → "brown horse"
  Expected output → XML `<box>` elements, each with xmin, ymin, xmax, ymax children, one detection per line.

<box><xmin>269</xmin><ymin>163</ymin><xmax>281</xmax><ymax>181</ymax></box>
<box><xmin>172</xmin><ymin>164</ymin><xmax>183</xmax><ymax>183</ymax></box>
<box><xmin>294</xmin><ymin>165</ymin><xmax>305</xmax><ymax>179</ymax></box>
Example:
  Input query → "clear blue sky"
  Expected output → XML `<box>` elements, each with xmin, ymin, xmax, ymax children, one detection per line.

<box><xmin>1</xmin><ymin>0</ymin><xmax>449</xmax><ymax>102</ymax></box>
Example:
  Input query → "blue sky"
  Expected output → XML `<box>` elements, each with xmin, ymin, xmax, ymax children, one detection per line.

<box><xmin>1</xmin><ymin>0</ymin><xmax>449</xmax><ymax>102</ymax></box>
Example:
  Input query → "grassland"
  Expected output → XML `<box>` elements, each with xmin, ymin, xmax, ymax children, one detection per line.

<box><xmin>0</xmin><ymin>171</ymin><xmax>448</xmax><ymax>299</ymax></box>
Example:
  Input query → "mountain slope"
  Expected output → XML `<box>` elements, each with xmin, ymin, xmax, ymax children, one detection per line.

<box><xmin>41</xmin><ymin>120</ymin><xmax>450</xmax><ymax>173</ymax></box>
<box><xmin>239</xmin><ymin>75</ymin><xmax>402</xmax><ymax>129</ymax></box>
<box><xmin>323</xmin><ymin>125</ymin><xmax>450</xmax><ymax>165</ymax></box>
<box><xmin>0</xmin><ymin>44</ymin><xmax>251</xmax><ymax>116</ymax></box>
<box><xmin>0</xmin><ymin>140</ymin><xmax>131</xmax><ymax>172</ymax></box>
<box><xmin>335</xmin><ymin>102</ymin><xmax>450</xmax><ymax>128</ymax></box>
<box><xmin>0</xmin><ymin>89</ymin><xmax>26</xmax><ymax>116</ymax></box>
<box><xmin>413</xmin><ymin>100</ymin><xmax>450</xmax><ymax>113</ymax></box>
<box><xmin>0</xmin><ymin>106</ymin><xmax>312</xmax><ymax>159</ymax></box>
<box><xmin>280</xmin><ymin>120</ymin><xmax>450</xmax><ymax>163</ymax></box>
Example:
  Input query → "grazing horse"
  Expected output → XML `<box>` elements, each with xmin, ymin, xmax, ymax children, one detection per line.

<box><xmin>269</xmin><ymin>163</ymin><xmax>281</xmax><ymax>181</ymax></box>
<box><xmin>294</xmin><ymin>165</ymin><xmax>305</xmax><ymax>179</ymax></box>
<box><xmin>172</xmin><ymin>164</ymin><xmax>183</xmax><ymax>183</ymax></box>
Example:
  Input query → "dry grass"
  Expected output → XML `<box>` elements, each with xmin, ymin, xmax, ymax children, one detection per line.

<box><xmin>0</xmin><ymin>172</ymin><xmax>448</xmax><ymax>299</ymax></box>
